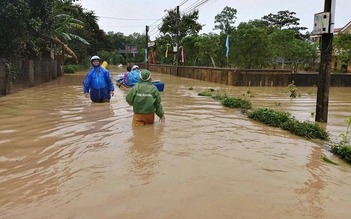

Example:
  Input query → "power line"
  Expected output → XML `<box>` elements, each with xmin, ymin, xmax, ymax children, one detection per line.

<box><xmin>148</xmin><ymin>0</ymin><xmax>213</xmax><ymax>39</ymax></box>
<box><xmin>98</xmin><ymin>16</ymin><xmax>158</xmax><ymax>21</ymax></box>
<box><xmin>182</xmin><ymin>0</ymin><xmax>210</xmax><ymax>14</ymax></box>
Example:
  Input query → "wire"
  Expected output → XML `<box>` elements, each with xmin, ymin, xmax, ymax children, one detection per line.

<box><xmin>98</xmin><ymin>16</ymin><xmax>158</xmax><ymax>21</ymax></box>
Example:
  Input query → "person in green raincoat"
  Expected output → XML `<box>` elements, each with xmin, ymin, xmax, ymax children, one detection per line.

<box><xmin>126</xmin><ymin>69</ymin><xmax>165</xmax><ymax>127</ymax></box>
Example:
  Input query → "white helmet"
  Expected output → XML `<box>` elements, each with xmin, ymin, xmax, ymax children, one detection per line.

<box><xmin>132</xmin><ymin>65</ymin><xmax>139</xmax><ymax>70</ymax></box>
<box><xmin>90</xmin><ymin>55</ymin><xmax>101</xmax><ymax>62</ymax></box>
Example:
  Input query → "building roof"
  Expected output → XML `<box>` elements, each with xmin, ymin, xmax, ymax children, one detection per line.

<box><xmin>334</xmin><ymin>21</ymin><xmax>351</xmax><ymax>34</ymax></box>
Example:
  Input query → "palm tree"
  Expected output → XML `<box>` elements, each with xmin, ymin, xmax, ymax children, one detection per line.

<box><xmin>50</xmin><ymin>14</ymin><xmax>90</xmax><ymax>63</ymax></box>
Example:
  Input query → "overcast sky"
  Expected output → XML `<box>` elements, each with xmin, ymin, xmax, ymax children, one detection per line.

<box><xmin>78</xmin><ymin>0</ymin><xmax>351</xmax><ymax>39</ymax></box>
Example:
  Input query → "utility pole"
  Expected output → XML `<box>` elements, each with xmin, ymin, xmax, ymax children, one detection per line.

<box><xmin>175</xmin><ymin>5</ymin><xmax>179</xmax><ymax>76</ymax></box>
<box><xmin>145</xmin><ymin>25</ymin><xmax>149</xmax><ymax>69</ymax></box>
<box><xmin>315</xmin><ymin>0</ymin><xmax>335</xmax><ymax>123</ymax></box>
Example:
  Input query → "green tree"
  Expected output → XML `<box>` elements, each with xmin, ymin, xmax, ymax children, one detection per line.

<box><xmin>56</xmin><ymin>2</ymin><xmax>112</xmax><ymax>64</ymax></box>
<box><xmin>160</xmin><ymin>9</ymin><xmax>202</xmax><ymax>43</ymax></box>
<box><xmin>0</xmin><ymin>0</ymin><xmax>55</xmax><ymax>60</ymax></box>
<box><xmin>333</xmin><ymin>33</ymin><xmax>351</xmax><ymax>72</ymax></box>
<box><xmin>262</xmin><ymin>10</ymin><xmax>302</xmax><ymax>30</ymax></box>
<box><xmin>269</xmin><ymin>29</ymin><xmax>314</xmax><ymax>70</ymax></box>
<box><xmin>262</xmin><ymin>10</ymin><xmax>307</xmax><ymax>39</ymax></box>
<box><xmin>233</xmin><ymin>22</ymin><xmax>272</xmax><ymax>68</ymax></box>
<box><xmin>196</xmin><ymin>33</ymin><xmax>220</xmax><ymax>67</ymax></box>
<box><xmin>214</xmin><ymin>6</ymin><xmax>237</xmax><ymax>34</ymax></box>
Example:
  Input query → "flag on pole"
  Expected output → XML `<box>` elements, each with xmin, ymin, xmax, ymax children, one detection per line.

<box><xmin>181</xmin><ymin>47</ymin><xmax>184</xmax><ymax>63</ymax></box>
<box><xmin>225</xmin><ymin>34</ymin><xmax>229</xmax><ymax>58</ymax></box>
<box><xmin>165</xmin><ymin>45</ymin><xmax>168</xmax><ymax>58</ymax></box>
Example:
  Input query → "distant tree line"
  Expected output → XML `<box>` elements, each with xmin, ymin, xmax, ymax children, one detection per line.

<box><xmin>1</xmin><ymin>1</ymin><xmax>351</xmax><ymax>76</ymax></box>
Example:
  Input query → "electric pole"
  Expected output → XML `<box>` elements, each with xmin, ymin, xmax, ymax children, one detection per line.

<box><xmin>145</xmin><ymin>25</ymin><xmax>149</xmax><ymax>69</ymax></box>
<box><xmin>175</xmin><ymin>5</ymin><xmax>179</xmax><ymax>76</ymax></box>
<box><xmin>315</xmin><ymin>0</ymin><xmax>335</xmax><ymax>123</ymax></box>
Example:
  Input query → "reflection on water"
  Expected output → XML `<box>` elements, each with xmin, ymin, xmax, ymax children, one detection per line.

<box><xmin>0</xmin><ymin>72</ymin><xmax>351</xmax><ymax>218</ymax></box>
<box><xmin>128</xmin><ymin>126</ymin><xmax>163</xmax><ymax>186</ymax></box>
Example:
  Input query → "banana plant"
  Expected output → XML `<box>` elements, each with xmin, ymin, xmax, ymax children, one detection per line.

<box><xmin>50</xmin><ymin>13</ymin><xmax>89</xmax><ymax>62</ymax></box>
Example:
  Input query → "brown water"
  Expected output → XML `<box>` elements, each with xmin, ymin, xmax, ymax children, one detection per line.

<box><xmin>1</xmin><ymin>70</ymin><xmax>351</xmax><ymax>219</ymax></box>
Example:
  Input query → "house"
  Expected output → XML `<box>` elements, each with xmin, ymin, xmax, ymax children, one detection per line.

<box><xmin>334</xmin><ymin>21</ymin><xmax>351</xmax><ymax>35</ymax></box>
<box><xmin>333</xmin><ymin>21</ymin><xmax>351</xmax><ymax>73</ymax></box>
<box><xmin>118</xmin><ymin>45</ymin><xmax>138</xmax><ymax>64</ymax></box>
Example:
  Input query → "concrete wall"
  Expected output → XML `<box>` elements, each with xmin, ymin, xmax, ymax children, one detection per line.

<box><xmin>0</xmin><ymin>59</ymin><xmax>61</xmax><ymax>95</ymax></box>
<box><xmin>148</xmin><ymin>64</ymin><xmax>351</xmax><ymax>87</ymax></box>
<box><xmin>0</xmin><ymin>59</ymin><xmax>6</xmax><ymax>95</ymax></box>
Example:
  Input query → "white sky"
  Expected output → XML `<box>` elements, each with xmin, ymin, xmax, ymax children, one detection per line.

<box><xmin>78</xmin><ymin>0</ymin><xmax>351</xmax><ymax>39</ymax></box>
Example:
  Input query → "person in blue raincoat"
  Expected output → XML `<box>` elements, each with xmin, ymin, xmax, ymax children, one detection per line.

<box><xmin>83</xmin><ymin>56</ymin><xmax>114</xmax><ymax>103</ymax></box>
<box><xmin>125</xmin><ymin>65</ymin><xmax>140</xmax><ymax>87</ymax></box>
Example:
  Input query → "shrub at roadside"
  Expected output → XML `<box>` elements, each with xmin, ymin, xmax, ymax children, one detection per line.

<box><xmin>248</xmin><ymin>108</ymin><xmax>329</xmax><ymax>140</ymax></box>
<box><xmin>280</xmin><ymin>119</ymin><xmax>329</xmax><ymax>140</ymax></box>
<box><xmin>221</xmin><ymin>97</ymin><xmax>252</xmax><ymax>109</ymax></box>
<box><xmin>331</xmin><ymin>144</ymin><xmax>351</xmax><ymax>164</ymax></box>
<box><xmin>63</xmin><ymin>64</ymin><xmax>86</xmax><ymax>73</ymax></box>
<box><xmin>330</xmin><ymin>117</ymin><xmax>351</xmax><ymax>164</ymax></box>
<box><xmin>248</xmin><ymin>108</ymin><xmax>290</xmax><ymax>127</ymax></box>
<box><xmin>198</xmin><ymin>90</ymin><xmax>252</xmax><ymax>109</ymax></box>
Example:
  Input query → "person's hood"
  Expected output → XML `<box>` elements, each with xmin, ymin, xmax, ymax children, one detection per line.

<box><xmin>140</xmin><ymin>69</ymin><xmax>151</xmax><ymax>81</ymax></box>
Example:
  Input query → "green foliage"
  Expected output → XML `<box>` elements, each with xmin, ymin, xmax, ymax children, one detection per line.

<box><xmin>330</xmin><ymin>117</ymin><xmax>351</xmax><ymax>164</ymax></box>
<box><xmin>221</xmin><ymin>97</ymin><xmax>252</xmax><ymax>109</ymax></box>
<box><xmin>261</xmin><ymin>10</ymin><xmax>307</xmax><ymax>32</ymax></box>
<box><xmin>63</xmin><ymin>65</ymin><xmax>75</xmax><ymax>73</ymax></box>
<box><xmin>212</xmin><ymin>94</ymin><xmax>227</xmax><ymax>101</ymax></box>
<box><xmin>214</xmin><ymin>6</ymin><xmax>237</xmax><ymax>34</ymax></box>
<box><xmin>331</xmin><ymin>145</ymin><xmax>351</xmax><ymax>164</ymax></box>
<box><xmin>248</xmin><ymin>108</ymin><xmax>291</xmax><ymax>127</ymax></box>
<box><xmin>287</xmin><ymin>81</ymin><xmax>297</xmax><ymax>98</ymax></box>
<box><xmin>232</xmin><ymin>22</ymin><xmax>272</xmax><ymax>68</ymax></box>
<box><xmin>0</xmin><ymin>0</ymin><xmax>53</xmax><ymax>60</ymax></box>
<box><xmin>63</xmin><ymin>64</ymin><xmax>85</xmax><ymax>73</ymax></box>
<box><xmin>339</xmin><ymin>117</ymin><xmax>351</xmax><ymax>145</ymax></box>
<box><xmin>280</xmin><ymin>119</ymin><xmax>329</xmax><ymax>140</ymax></box>
<box><xmin>195</xmin><ymin>33</ymin><xmax>221</xmax><ymax>67</ymax></box>
<box><xmin>333</xmin><ymin>33</ymin><xmax>351</xmax><ymax>71</ymax></box>
<box><xmin>160</xmin><ymin>9</ymin><xmax>202</xmax><ymax>43</ymax></box>
<box><xmin>321</xmin><ymin>155</ymin><xmax>339</xmax><ymax>165</ymax></box>
<box><xmin>198</xmin><ymin>90</ymin><xmax>214</xmax><ymax>96</ymax></box>
<box><xmin>248</xmin><ymin>108</ymin><xmax>328</xmax><ymax>140</ymax></box>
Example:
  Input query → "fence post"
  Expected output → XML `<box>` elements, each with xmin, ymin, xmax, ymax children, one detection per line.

<box><xmin>0</xmin><ymin>59</ymin><xmax>6</xmax><ymax>95</ymax></box>
<box><xmin>29</xmin><ymin>60</ymin><xmax>34</xmax><ymax>86</ymax></box>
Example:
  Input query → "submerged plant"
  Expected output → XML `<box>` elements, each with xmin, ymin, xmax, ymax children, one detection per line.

<box><xmin>287</xmin><ymin>81</ymin><xmax>297</xmax><ymax>98</ymax></box>
<box><xmin>221</xmin><ymin>97</ymin><xmax>252</xmax><ymax>109</ymax></box>
<box><xmin>248</xmin><ymin>108</ymin><xmax>328</xmax><ymax>140</ymax></box>
<box><xmin>330</xmin><ymin>117</ymin><xmax>351</xmax><ymax>164</ymax></box>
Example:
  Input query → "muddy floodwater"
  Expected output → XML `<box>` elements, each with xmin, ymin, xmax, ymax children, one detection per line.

<box><xmin>1</xmin><ymin>69</ymin><xmax>351</xmax><ymax>219</ymax></box>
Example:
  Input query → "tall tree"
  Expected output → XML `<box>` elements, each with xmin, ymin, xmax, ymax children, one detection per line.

<box><xmin>262</xmin><ymin>10</ymin><xmax>302</xmax><ymax>30</ymax></box>
<box><xmin>262</xmin><ymin>10</ymin><xmax>308</xmax><ymax>39</ymax></box>
<box><xmin>232</xmin><ymin>22</ymin><xmax>272</xmax><ymax>69</ymax></box>
<box><xmin>159</xmin><ymin>9</ymin><xmax>202</xmax><ymax>43</ymax></box>
<box><xmin>196</xmin><ymin>33</ymin><xmax>220</xmax><ymax>67</ymax></box>
<box><xmin>0</xmin><ymin>0</ymin><xmax>55</xmax><ymax>60</ymax></box>
<box><xmin>333</xmin><ymin>33</ymin><xmax>351</xmax><ymax>72</ymax></box>
<box><xmin>214</xmin><ymin>6</ymin><xmax>237</xmax><ymax>34</ymax></box>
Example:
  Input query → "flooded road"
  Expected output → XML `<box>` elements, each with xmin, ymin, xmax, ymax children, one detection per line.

<box><xmin>1</xmin><ymin>69</ymin><xmax>351</xmax><ymax>219</ymax></box>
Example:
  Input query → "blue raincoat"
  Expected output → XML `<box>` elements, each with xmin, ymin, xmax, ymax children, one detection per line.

<box><xmin>83</xmin><ymin>64</ymin><xmax>114</xmax><ymax>102</ymax></box>
<box><xmin>125</xmin><ymin>69</ymin><xmax>140</xmax><ymax>87</ymax></box>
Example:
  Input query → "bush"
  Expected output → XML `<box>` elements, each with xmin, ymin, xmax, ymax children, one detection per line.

<box><xmin>331</xmin><ymin>144</ymin><xmax>351</xmax><ymax>164</ymax></box>
<box><xmin>248</xmin><ymin>108</ymin><xmax>328</xmax><ymax>140</ymax></box>
<box><xmin>221</xmin><ymin>97</ymin><xmax>252</xmax><ymax>109</ymax></box>
<box><xmin>63</xmin><ymin>64</ymin><xmax>86</xmax><ymax>73</ymax></box>
<box><xmin>248</xmin><ymin>108</ymin><xmax>291</xmax><ymax>127</ymax></box>
<box><xmin>63</xmin><ymin>65</ymin><xmax>75</xmax><ymax>73</ymax></box>
<box><xmin>280</xmin><ymin>119</ymin><xmax>329</xmax><ymax>140</ymax></box>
